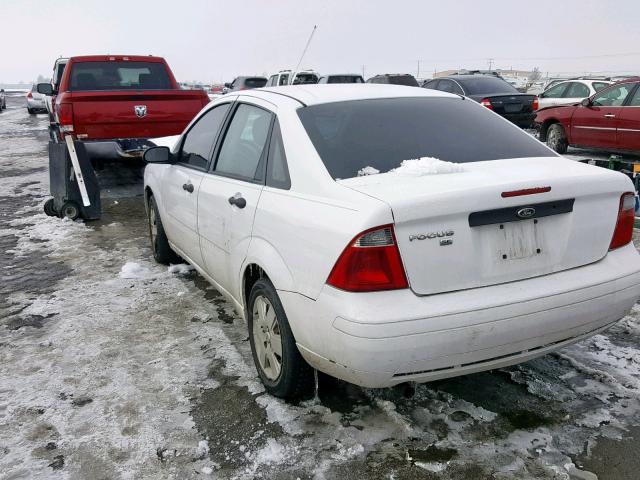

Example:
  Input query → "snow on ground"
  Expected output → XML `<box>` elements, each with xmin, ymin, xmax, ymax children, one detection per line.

<box><xmin>1</xmin><ymin>94</ymin><xmax>640</xmax><ymax>479</ymax></box>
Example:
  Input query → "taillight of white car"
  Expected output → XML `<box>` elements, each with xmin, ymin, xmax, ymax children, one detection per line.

<box><xmin>327</xmin><ymin>225</ymin><xmax>408</xmax><ymax>292</ymax></box>
<box><xmin>610</xmin><ymin>192</ymin><xmax>636</xmax><ymax>250</ymax></box>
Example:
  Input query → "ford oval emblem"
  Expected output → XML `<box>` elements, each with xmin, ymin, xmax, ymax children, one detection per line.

<box><xmin>517</xmin><ymin>207</ymin><xmax>536</xmax><ymax>218</ymax></box>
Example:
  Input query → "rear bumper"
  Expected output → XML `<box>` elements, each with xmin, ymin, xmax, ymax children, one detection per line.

<box><xmin>82</xmin><ymin>138</ymin><xmax>156</xmax><ymax>160</ymax></box>
<box><xmin>500</xmin><ymin>111</ymin><xmax>535</xmax><ymax>128</ymax></box>
<box><xmin>27</xmin><ymin>98</ymin><xmax>46</xmax><ymax>110</ymax></box>
<box><xmin>279</xmin><ymin>243</ymin><xmax>640</xmax><ymax>388</ymax></box>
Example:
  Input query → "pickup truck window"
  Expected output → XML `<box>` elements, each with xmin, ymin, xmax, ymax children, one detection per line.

<box><xmin>179</xmin><ymin>104</ymin><xmax>231</xmax><ymax>170</ymax></box>
<box><xmin>69</xmin><ymin>61</ymin><xmax>172</xmax><ymax>91</ymax></box>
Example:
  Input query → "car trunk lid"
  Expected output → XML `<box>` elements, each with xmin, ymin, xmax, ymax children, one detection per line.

<box><xmin>472</xmin><ymin>93</ymin><xmax>537</xmax><ymax>114</ymax></box>
<box><xmin>339</xmin><ymin>157</ymin><xmax>628</xmax><ymax>295</ymax></box>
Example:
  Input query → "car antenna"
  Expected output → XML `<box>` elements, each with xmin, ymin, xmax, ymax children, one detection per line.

<box><xmin>290</xmin><ymin>25</ymin><xmax>317</xmax><ymax>85</ymax></box>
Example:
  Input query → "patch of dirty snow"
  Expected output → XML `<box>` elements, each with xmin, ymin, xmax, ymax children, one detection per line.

<box><xmin>118</xmin><ymin>261</ymin><xmax>154</xmax><ymax>279</ymax></box>
<box><xmin>168</xmin><ymin>263</ymin><xmax>195</xmax><ymax>275</ymax></box>
<box><xmin>391</xmin><ymin>157</ymin><xmax>465</xmax><ymax>176</ymax></box>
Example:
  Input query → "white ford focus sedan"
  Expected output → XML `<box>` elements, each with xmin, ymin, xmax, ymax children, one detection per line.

<box><xmin>143</xmin><ymin>85</ymin><xmax>640</xmax><ymax>398</ymax></box>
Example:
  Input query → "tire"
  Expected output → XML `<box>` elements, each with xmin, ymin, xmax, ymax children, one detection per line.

<box><xmin>27</xmin><ymin>107</ymin><xmax>35</xmax><ymax>114</ymax></box>
<box><xmin>60</xmin><ymin>201</ymin><xmax>80</xmax><ymax>220</ymax></box>
<box><xmin>248</xmin><ymin>278</ymin><xmax>314</xmax><ymax>399</ymax></box>
<box><xmin>546</xmin><ymin>123</ymin><xmax>568</xmax><ymax>154</ymax></box>
<box><xmin>43</xmin><ymin>198</ymin><xmax>57</xmax><ymax>217</ymax></box>
<box><xmin>147</xmin><ymin>194</ymin><xmax>181</xmax><ymax>264</ymax></box>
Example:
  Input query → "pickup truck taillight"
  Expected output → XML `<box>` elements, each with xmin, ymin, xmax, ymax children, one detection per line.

<box><xmin>26</xmin><ymin>92</ymin><xmax>33</xmax><ymax>99</ymax></box>
<box><xmin>327</xmin><ymin>225</ymin><xmax>408</xmax><ymax>292</ymax></box>
<box><xmin>610</xmin><ymin>192</ymin><xmax>636</xmax><ymax>250</ymax></box>
<box><xmin>57</xmin><ymin>103</ymin><xmax>74</xmax><ymax>133</ymax></box>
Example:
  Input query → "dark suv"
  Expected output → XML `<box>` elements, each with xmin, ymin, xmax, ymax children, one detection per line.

<box><xmin>366</xmin><ymin>74</ymin><xmax>419</xmax><ymax>87</ymax></box>
<box><xmin>224</xmin><ymin>76</ymin><xmax>268</xmax><ymax>92</ymax></box>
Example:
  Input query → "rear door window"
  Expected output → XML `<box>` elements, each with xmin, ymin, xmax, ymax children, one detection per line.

<box><xmin>69</xmin><ymin>61</ymin><xmax>172</xmax><ymax>91</ymax></box>
<box><xmin>297</xmin><ymin>97</ymin><xmax>556</xmax><ymax>179</ymax></box>
<box><xmin>214</xmin><ymin>104</ymin><xmax>273</xmax><ymax>182</ymax></box>
<box><xmin>542</xmin><ymin>82</ymin><xmax>568</xmax><ymax>98</ymax></box>
<box><xmin>626</xmin><ymin>85</ymin><xmax>640</xmax><ymax>106</ymax></box>
<box><xmin>565</xmin><ymin>82</ymin><xmax>590</xmax><ymax>98</ymax></box>
<box><xmin>179</xmin><ymin>104</ymin><xmax>231</xmax><ymax>170</ymax></box>
<box><xmin>437</xmin><ymin>79</ymin><xmax>464</xmax><ymax>95</ymax></box>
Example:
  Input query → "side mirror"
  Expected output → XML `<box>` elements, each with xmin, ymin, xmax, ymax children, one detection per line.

<box><xmin>37</xmin><ymin>83</ymin><xmax>53</xmax><ymax>95</ymax></box>
<box><xmin>144</xmin><ymin>146</ymin><xmax>172</xmax><ymax>163</ymax></box>
<box><xmin>580</xmin><ymin>98</ymin><xmax>592</xmax><ymax>107</ymax></box>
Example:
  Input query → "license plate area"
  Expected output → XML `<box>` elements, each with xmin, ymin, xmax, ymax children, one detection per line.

<box><xmin>504</xmin><ymin>103</ymin><xmax>523</xmax><ymax>113</ymax></box>
<box><xmin>496</xmin><ymin>219</ymin><xmax>542</xmax><ymax>260</ymax></box>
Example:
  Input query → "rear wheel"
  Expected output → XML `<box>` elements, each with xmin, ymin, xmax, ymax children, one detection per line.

<box><xmin>248</xmin><ymin>278</ymin><xmax>314</xmax><ymax>399</ymax></box>
<box><xmin>27</xmin><ymin>107</ymin><xmax>35</xmax><ymax>114</ymax></box>
<box><xmin>147</xmin><ymin>194</ymin><xmax>181</xmax><ymax>264</ymax></box>
<box><xmin>546</xmin><ymin>123</ymin><xmax>568</xmax><ymax>154</ymax></box>
<box><xmin>60</xmin><ymin>201</ymin><xmax>80</xmax><ymax>220</ymax></box>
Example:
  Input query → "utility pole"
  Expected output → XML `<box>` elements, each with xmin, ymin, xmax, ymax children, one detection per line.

<box><xmin>417</xmin><ymin>60</ymin><xmax>421</xmax><ymax>80</ymax></box>
<box><xmin>362</xmin><ymin>65</ymin><xmax>366</xmax><ymax>79</ymax></box>
<box><xmin>487</xmin><ymin>58</ymin><xmax>495</xmax><ymax>70</ymax></box>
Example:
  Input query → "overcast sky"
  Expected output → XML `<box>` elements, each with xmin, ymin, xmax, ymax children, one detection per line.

<box><xmin>2</xmin><ymin>0</ymin><xmax>639</xmax><ymax>83</ymax></box>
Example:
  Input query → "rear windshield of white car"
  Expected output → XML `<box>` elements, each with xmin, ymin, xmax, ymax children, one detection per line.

<box><xmin>69</xmin><ymin>61</ymin><xmax>172</xmax><ymax>91</ymax></box>
<box><xmin>297</xmin><ymin>97</ymin><xmax>556</xmax><ymax>179</ymax></box>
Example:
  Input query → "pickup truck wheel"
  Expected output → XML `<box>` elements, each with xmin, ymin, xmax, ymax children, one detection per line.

<box><xmin>248</xmin><ymin>278</ymin><xmax>314</xmax><ymax>399</ymax></box>
<box><xmin>43</xmin><ymin>198</ymin><xmax>57</xmax><ymax>217</ymax></box>
<box><xmin>546</xmin><ymin>123</ymin><xmax>568</xmax><ymax>154</ymax></box>
<box><xmin>147</xmin><ymin>194</ymin><xmax>181</xmax><ymax>265</ymax></box>
<box><xmin>27</xmin><ymin>107</ymin><xmax>35</xmax><ymax>114</ymax></box>
<box><xmin>60</xmin><ymin>201</ymin><xmax>80</xmax><ymax>220</ymax></box>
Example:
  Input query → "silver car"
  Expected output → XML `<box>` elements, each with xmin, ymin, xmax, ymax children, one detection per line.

<box><xmin>26</xmin><ymin>84</ymin><xmax>46</xmax><ymax>114</ymax></box>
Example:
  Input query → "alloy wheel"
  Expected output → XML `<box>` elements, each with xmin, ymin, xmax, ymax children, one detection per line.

<box><xmin>252</xmin><ymin>295</ymin><xmax>283</xmax><ymax>381</ymax></box>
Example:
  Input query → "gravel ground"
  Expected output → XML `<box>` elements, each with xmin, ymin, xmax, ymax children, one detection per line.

<box><xmin>1</xmin><ymin>94</ymin><xmax>640</xmax><ymax>480</ymax></box>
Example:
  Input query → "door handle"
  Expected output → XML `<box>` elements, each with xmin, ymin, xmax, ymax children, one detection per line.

<box><xmin>228</xmin><ymin>195</ymin><xmax>247</xmax><ymax>209</ymax></box>
<box><xmin>182</xmin><ymin>183</ymin><xmax>194</xmax><ymax>193</ymax></box>
<box><xmin>604</xmin><ymin>114</ymin><xmax>616</xmax><ymax>118</ymax></box>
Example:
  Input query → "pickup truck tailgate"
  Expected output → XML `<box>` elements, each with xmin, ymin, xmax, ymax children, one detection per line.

<box><xmin>70</xmin><ymin>91</ymin><xmax>206</xmax><ymax>139</ymax></box>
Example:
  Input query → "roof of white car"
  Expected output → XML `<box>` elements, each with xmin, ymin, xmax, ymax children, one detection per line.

<box><xmin>253</xmin><ymin>84</ymin><xmax>455</xmax><ymax>106</ymax></box>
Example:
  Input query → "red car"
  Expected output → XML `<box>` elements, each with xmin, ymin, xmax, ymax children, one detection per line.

<box><xmin>38</xmin><ymin>55</ymin><xmax>209</xmax><ymax>160</ymax></box>
<box><xmin>535</xmin><ymin>78</ymin><xmax>640</xmax><ymax>154</ymax></box>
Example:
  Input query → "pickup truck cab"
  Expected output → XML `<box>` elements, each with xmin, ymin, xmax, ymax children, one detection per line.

<box><xmin>38</xmin><ymin>55</ymin><xmax>209</xmax><ymax>160</ymax></box>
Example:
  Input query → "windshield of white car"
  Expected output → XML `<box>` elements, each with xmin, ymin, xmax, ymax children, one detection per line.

<box><xmin>297</xmin><ymin>97</ymin><xmax>556</xmax><ymax>180</ymax></box>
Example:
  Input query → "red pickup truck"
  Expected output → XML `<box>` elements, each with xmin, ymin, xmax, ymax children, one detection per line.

<box><xmin>38</xmin><ymin>55</ymin><xmax>209</xmax><ymax>160</ymax></box>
